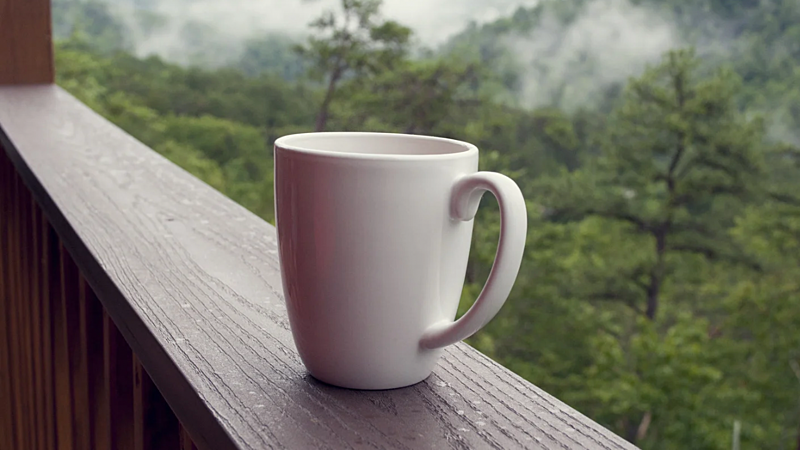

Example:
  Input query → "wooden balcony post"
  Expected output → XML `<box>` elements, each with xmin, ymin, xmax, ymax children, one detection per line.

<box><xmin>0</xmin><ymin>0</ymin><xmax>55</xmax><ymax>84</ymax></box>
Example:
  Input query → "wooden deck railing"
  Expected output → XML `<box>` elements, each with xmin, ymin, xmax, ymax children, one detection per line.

<box><xmin>1</xmin><ymin>149</ymin><xmax>192</xmax><ymax>449</ymax></box>
<box><xmin>0</xmin><ymin>85</ymin><xmax>639</xmax><ymax>450</ymax></box>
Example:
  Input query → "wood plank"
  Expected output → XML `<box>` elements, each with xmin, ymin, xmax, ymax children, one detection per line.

<box><xmin>0</xmin><ymin>85</ymin><xmax>638</xmax><ymax>450</ymax></box>
<box><xmin>41</xmin><ymin>212</ymin><xmax>57</xmax><ymax>450</ymax></box>
<box><xmin>0</xmin><ymin>0</ymin><xmax>54</xmax><ymax>84</ymax></box>
<box><xmin>7</xmin><ymin>159</ymin><xmax>29</xmax><ymax>450</ymax></box>
<box><xmin>133</xmin><ymin>356</ymin><xmax>147</xmax><ymax>450</ymax></box>
<box><xmin>134</xmin><ymin>356</ymin><xmax>180</xmax><ymax>450</ymax></box>
<box><xmin>104</xmin><ymin>310</ymin><xmax>134</xmax><ymax>450</ymax></box>
<box><xmin>180</xmin><ymin>425</ymin><xmax>199</xmax><ymax>450</ymax></box>
<box><xmin>0</xmin><ymin>148</ymin><xmax>15</xmax><ymax>450</ymax></box>
<box><xmin>18</xmin><ymin>169</ymin><xmax>38</xmax><ymax>450</ymax></box>
<box><xmin>30</xmin><ymin>195</ymin><xmax>44</xmax><ymax>450</ymax></box>
<box><xmin>80</xmin><ymin>276</ymin><xmax>106</xmax><ymax>449</ymax></box>
<box><xmin>63</xmin><ymin>248</ymin><xmax>92</xmax><ymax>449</ymax></box>
<box><xmin>53</xmin><ymin>241</ymin><xmax>75</xmax><ymax>450</ymax></box>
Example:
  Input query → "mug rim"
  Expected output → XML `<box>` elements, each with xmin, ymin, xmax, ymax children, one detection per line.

<box><xmin>274</xmin><ymin>132</ymin><xmax>478</xmax><ymax>161</ymax></box>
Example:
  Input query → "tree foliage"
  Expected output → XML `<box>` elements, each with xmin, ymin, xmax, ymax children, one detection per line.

<box><xmin>294</xmin><ymin>0</ymin><xmax>411</xmax><ymax>131</ymax></box>
<box><xmin>53</xmin><ymin>0</ymin><xmax>800</xmax><ymax>447</ymax></box>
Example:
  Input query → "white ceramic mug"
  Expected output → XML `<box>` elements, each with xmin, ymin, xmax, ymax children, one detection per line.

<box><xmin>274</xmin><ymin>132</ymin><xmax>527</xmax><ymax>390</ymax></box>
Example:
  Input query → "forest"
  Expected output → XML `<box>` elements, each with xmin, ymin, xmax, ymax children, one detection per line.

<box><xmin>52</xmin><ymin>0</ymin><xmax>800</xmax><ymax>448</ymax></box>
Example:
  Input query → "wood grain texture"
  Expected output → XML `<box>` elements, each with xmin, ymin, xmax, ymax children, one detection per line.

<box><xmin>0</xmin><ymin>0</ymin><xmax>54</xmax><ymax>84</ymax></box>
<box><xmin>0</xmin><ymin>85</ymin><xmax>639</xmax><ymax>450</ymax></box>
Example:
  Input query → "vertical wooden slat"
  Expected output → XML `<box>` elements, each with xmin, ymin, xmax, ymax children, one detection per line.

<box><xmin>180</xmin><ymin>425</ymin><xmax>199</xmax><ymax>450</ymax></box>
<box><xmin>18</xmin><ymin>171</ymin><xmax>38</xmax><ymax>450</ymax></box>
<box><xmin>105</xmin><ymin>311</ymin><xmax>134</xmax><ymax>450</ymax></box>
<box><xmin>134</xmin><ymin>357</ymin><xmax>180</xmax><ymax>450</ymax></box>
<box><xmin>0</xmin><ymin>0</ymin><xmax>55</xmax><ymax>84</ymax></box>
<box><xmin>0</xmin><ymin>150</ymin><xmax>15</xmax><ymax>450</ymax></box>
<box><xmin>42</xmin><ymin>215</ymin><xmax>57</xmax><ymax>450</ymax></box>
<box><xmin>134</xmin><ymin>356</ymin><xmax>152</xmax><ymax>450</ymax></box>
<box><xmin>30</xmin><ymin>195</ymin><xmax>43</xmax><ymax>450</ymax></box>
<box><xmin>54</xmin><ymin>241</ymin><xmax>75</xmax><ymax>450</ymax></box>
<box><xmin>73</xmin><ymin>276</ymin><xmax>94</xmax><ymax>447</ymax></box>
<box><xmin>81</xmin><ymin>277</ymin><xmax>106</xmax><ymax>449</ymax></box>
<box><xmin>60</xmin><ymin>245</ymin><xmax>92</xmax><ymax>449</ymax></box>
<box><xmin>8</xmin><ymin>161</ymin><xmax>28</xmax><ymax>450</ymax></box>
<box><xmin>22</xmin><ymin>174</ymin><xmax>35</xmax><ymax>447</ymax></box>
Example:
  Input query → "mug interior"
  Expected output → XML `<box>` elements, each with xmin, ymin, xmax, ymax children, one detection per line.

<box><xmin>275</xmin><ymin>132</ymin><xmax>474</xmax><ymax>157</ymax></box>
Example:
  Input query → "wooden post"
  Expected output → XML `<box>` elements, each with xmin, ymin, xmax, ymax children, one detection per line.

<box><xmin>0</xmin><ymin>0</ymin><xmax>55</xmax><ymax>84</ymax></box>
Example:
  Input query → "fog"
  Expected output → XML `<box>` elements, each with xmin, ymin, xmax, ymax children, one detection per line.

<box><xmin>106</xmin><ymin>0</ymin><xmax>540</xmax><ymax>64</ymax></box>
<box><xmin>91</xmin><ymin>0</ymin><xmax>796</xmax><ymax>145</ymax></box>
<box><xmin>112</xmin><ymin>0</ymin><xmax>680</xmax><ymax>111</ymax></box>
<box><xmin>506</xmin><ymin>0</ymin><xmax>680</xmax><ymax>110</ymax></box>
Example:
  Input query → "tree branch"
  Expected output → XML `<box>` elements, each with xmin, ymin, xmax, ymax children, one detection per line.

<box><xmin>583</xmin><ymin>208</ymin><xmax>654</xmax><ymax>232</ymax></box>
<box><xmin>770</xmin><ymin>191</ymin><xmax>800</xmax><ymax>206</ymax></box>
<box><xmin>667</xmin><ymin>243</ymin><xmax>718</xmax><ymax>259</ymax></box>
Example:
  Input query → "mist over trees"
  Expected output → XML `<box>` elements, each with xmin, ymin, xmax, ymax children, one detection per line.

<box><xmin>54</xmin><ymin>0</ymin><xmax>800</xmax><ymax>448</ymax></box>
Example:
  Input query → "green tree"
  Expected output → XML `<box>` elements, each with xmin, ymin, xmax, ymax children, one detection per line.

<box><xmin>336</xmin><ymin>57</ymin><xmax>484</xmax><ymax>134</ymax></box>
<box><xmin>719</xmin><ymin>200</ymin><xmax>800</xmax><ymax>448</ymax></box>
<box><xmin>483</xmin><ymin>49</ymin><xmax>772</xmax><ymax>448</ymax></box>
<box><xmin>295</xmin><ymin>0</ymin><xmax>411</xmax><ymax>131</ymax></box>
<box><xmin>541</xmin><ymin>49</ymin><xmax>765</xmax><ymax>321</ymax></box>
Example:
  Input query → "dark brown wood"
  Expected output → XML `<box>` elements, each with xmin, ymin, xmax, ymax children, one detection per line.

<box><xmin>81</xmin><ymin>277</ymin><xmax>106</xmax><ymax>449</ymax></box>
<box><xmin>30</xmin><ymin>194</ymin><xmax>44</xmax><ymax>450</ymax></box>
<box><xmin>54</xmin><ymin>241</ymin><xmax>76</xmax><ymax>450</ymax></box>
<box><xmin>104</xmin><ymin>310</ymin><xmax>135</xmax><ymax>450</ymax></box>
<box><xmin>133</xmin><ymin>356</ymin><xmax>147</xmax><ymax>450</ymax></box>
<box><xmin>41</xmin><ymin>213</ymin><xmax>58</xmax><ymax>450</ymax></box>
<box><xmin>0</xmin><ymin>150</ymin><xmax>59</xmax><ymax>449</ymax></box>
<box><xmin>0</xmin><ymin>85</ymin><xmax>638</xmax><ymax>450</ymax></box>
<box><xmin>8</xmin><ymin>158</ymin><xmax>29</xmax><ymax>450</ymax></box>
<box><xmin>0</xmin><ymin>0</ymin><xmax>54</xmax><ymax>84</ymax></box>
<box><xmin>1</xmin><ymin>149</ymin><xmax>115</xmax><ymax>449</ymax></box>
<box><xmin>18</xmin><ymin>169</ymin><xmax>37</xmax><ymax>450</ymax></box>
<box><xmin>0</xmin><ymin>144</ymin><xmax>15</xmax><ymax>450</ymax></box>
<box><xmin>134</xmin><ymin>356</ymin><xmax>180</xmax><ymax>450</ymax></box>
<box><xmin>64</xmin><ymin>252</ymin><xmax>92</xmax><ymax>450</ymax></box>
<box><xmin>181</xmin><ymin>425</ymin><xmax>199</xmax><ymax>450</ymax></box>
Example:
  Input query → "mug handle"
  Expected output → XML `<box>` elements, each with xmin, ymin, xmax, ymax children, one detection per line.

<box><xmin>420</xmin><ymin>172</ymin><xmax>527</xmax><ymax>349</ymax></box>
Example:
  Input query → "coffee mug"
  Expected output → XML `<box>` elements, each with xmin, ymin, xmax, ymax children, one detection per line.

<box><xmin>274</xmin><ymin>132</ymin><xmax>526</xmax><ymax>390</ymax></box>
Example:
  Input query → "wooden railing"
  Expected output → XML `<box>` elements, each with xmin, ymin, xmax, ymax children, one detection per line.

<box><xmin>0</xmin><ymin>85</ymin><xmax>639</xmax><ymax>450</ymax></box>
<box><xmin>1</xmin><ymin>149</ymin><xmax>195</xmax><ymax>450</ymax></box>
